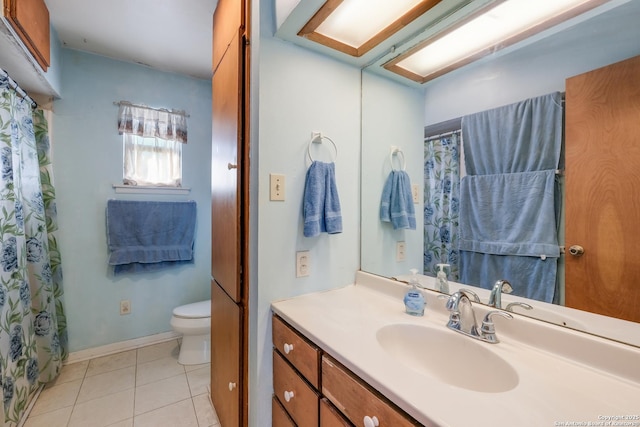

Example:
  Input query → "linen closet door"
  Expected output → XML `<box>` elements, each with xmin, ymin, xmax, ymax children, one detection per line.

<box><xmin>210</xmin><ymin>0</ymin><xmax>250</xmax><ymax>426</ymax></box>
<box><xmin>565</xmin><ymin>54</ymin><xmax>640</xmax><ymax>323</ymax></box>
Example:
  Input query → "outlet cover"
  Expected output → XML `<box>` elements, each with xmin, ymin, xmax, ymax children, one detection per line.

<box><xmin>120</xmin><ymin>300</ymin><xmax>131</xmax><ymax>315</ymax></box>
<box><xmin>296</xmin><ymin>251</ymin><xmax>310</xmax><ymax>277</ymax></box>
<box><xmin>412</xmin><ymin>184</ymin><xmax>420</xmax><ymax>204</ymax></box>
<box><xmin>396</xmin><ymin>241</ymin><xmax>406</xmax><ymax>262</ymax></box>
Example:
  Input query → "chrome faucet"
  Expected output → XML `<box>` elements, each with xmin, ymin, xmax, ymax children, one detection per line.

<box><xmin>488</xmin><ymin>279</ymin><xmax>513</xmax><ymax>309</ymax></box>
<box><xmin>506</xmin><ymin>302</ymin><xmax>533</xmax><ymax>313</ymax></box>
<box><xmin>446</xmin><ymin>290</ymin><xmax>513</xmax><ymax>344</ymax></box>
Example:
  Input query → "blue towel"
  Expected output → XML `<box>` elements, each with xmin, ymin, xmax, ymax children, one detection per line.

<box><xmin>459</xmin><ymin>170</ymin><xmax>559</xmax><ymax>257</ymax></box>
<box><xmin>303</xmin><ymin>161</ymin><xmax>342</xmax><ymax>237</ymax></box>
<box><xmin>380</xmin><ymin>170</ymin><xmax>416</xmax><ymax>230</ymax></box>
<box><xmin>106</xmin><ymin>200</ymin><xmax>196</xmax><ymax>275</ymax></box>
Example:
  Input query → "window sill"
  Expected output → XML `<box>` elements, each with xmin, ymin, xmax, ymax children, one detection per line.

<box><xmin>112</xmin><ymin>184</ymin><xmax>191</xmax><ymax>195</ymax></box>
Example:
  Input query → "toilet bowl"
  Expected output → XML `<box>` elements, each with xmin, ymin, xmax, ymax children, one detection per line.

<box><xmin>170</xmin><ymin>300</ymin><xmax>211</xmax><ymax>365</ymax></box>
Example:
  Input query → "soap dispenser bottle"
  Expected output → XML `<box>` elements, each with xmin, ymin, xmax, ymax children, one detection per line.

<box><xmin>435</xmin><ymin>263</ymin><xmax>450</xmax><ymax>294</ymax></box>
<box><xmin>404</xmin><ymin>268</ymin><xmax>425</xmax><ymax>316</ymax></box>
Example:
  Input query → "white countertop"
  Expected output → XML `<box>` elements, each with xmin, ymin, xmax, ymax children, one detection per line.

<box><xmin>271</xmin><ymin>272</ymin><xmax>640</xmax><ymax>427</ymax></box>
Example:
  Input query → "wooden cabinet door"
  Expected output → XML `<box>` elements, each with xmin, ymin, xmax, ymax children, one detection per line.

<box><xmin>565</xmin><ymin>54</ymin><xmax>640</xmax><ymax>323</ymax></box>
<box><xmin>210</xmin><ymin>281</ymin><xmax>242</xmax><ymax>427</ymax></box>
<box><xmin>3</xmin><ymin>0</ymin><xmax>50</xmax><ymax>69</ymax></box>
<box><xmin>211</xmin><ymin>31</ymin><xmax>243</xmax><ymax>303</ymax></box>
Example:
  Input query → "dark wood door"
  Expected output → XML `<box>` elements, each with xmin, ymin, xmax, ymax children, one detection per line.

<box><xmin>565</xmin><ymin>54</ymin><xmax>640</xmax><ymax>323</ymax></box>
<box><xmin>210</xmin><ymin>280</ymin><xmax>242</xmax><ymax>427</ymax></box>
<box><xmin>211</xmin><ymin>30</ymin><xmax>243</xmax><ymax>303</ymax></box>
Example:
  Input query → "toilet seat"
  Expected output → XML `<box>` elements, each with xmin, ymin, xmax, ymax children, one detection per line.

<box><xmin>172</xmin><ymin>300</ymin><xmax>211</xmax><ymax>319</ymax></box>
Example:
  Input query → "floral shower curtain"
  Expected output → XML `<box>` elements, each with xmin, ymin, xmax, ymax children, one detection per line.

<box><xmin>423</xmin><ymin>131</ymin><xmax>461</xmax><ymax>280</ymax></box>
<box><xmin>0</xmin><ymin>74</ymin><xmax>66</xmax><ymax>426</ymax></box>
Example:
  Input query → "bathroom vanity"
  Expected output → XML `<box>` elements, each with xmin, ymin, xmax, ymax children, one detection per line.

<box><xmin>271</xmin><ymin>272</ymin><xmax>640</xmax><ymax>427</ymax></box>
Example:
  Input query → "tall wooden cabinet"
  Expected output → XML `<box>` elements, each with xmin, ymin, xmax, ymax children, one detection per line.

<box><xmin>210</xmin><ymin>0</ymin><xmax>250</xmax><ymax>426</ymax></box>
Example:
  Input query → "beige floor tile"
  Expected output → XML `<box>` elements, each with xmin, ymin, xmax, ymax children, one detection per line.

<box><xmin>77</xmin><ymin>365</ymin><xmax>136</xmax><ymax>403</ymax></box>
<box><xmin>133</xmin><ymin>398</ymin><xmax>198</xmax><ymax>427</ymax></box>
<box><xmin>192</xmin><ymin>394</ymin><xmax>220</xmax><ymax>427</ymax></box>
<box><xmin>136</xmin><ymin>356</ymin><xmax>185</xmax><ymax>387</ymax></box>
<box><xmin>106</xmin><ymin>419</ymin><xmax>133</xmax><ymax>427</ymax></box>
<box><xmin>68</xmin><ymin>388</ymin><xmax>134</xmax><ymax>427</ymax></box>
<box><xmin>184</xmin><ymin>362</ymin><xmax>210</xmax><ymax>373</ymax></box>
<box><xmin>134</xmin><ymin>374</ymin><xmax>191</xmax><ymax>416</ymax></box>
<box><xmin>46</xmin><ymin>361</ymin><xmax>88</xmax><ymax>388</ymax></box>
<box><xmin>86</xmin><ymin>350</ymin><xmax>137</xmax><ymax>377</ymax></box>
<box><xmin>186</xmin><ymin>365</ymin><xmax>210</xmax><ymax>397</ymax></box>
<box><xmin>30</xmin><ymin>378</ymin><xmax>82</xmax><ymax>416</ymax></box>
<box><xmin>136</xmin><ymin>340</ymin><xmax>180</xmax><ymax>364</ymax></box>
<box><xmin>24</xmin><ymin>406</ymin><xmax>73</xmax><ymax>427</ymax></box>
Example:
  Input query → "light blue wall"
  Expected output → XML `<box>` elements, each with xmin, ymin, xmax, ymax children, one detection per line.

<box><xmin>361</xmin><ymin>71</ymin><xmax>425</xmax><ymax>279</ymax></box>
<box><xmin>251</xmin><ymin>2</ymin><xmax>362</xmax><ymax>423</ymax></box>
<box><xmin>52</xmin><ymin>49</ymin><xmax>212</xmax><ymax>352</ymax></box>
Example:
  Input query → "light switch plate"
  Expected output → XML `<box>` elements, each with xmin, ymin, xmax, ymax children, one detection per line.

<box><xmin>412</xmin><ymin>184</ymin><xmax>420</xmax><ymax>204</ymax></box>
<box><xmin>270</xmin><ymin>173</ymin><xmax>285</xmax><ymax>201</ymax></box>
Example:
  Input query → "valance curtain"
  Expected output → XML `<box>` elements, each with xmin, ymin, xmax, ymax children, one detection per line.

<box><xmin>117</xmin><ymin>103</ymin><xmax>186</xmax><ymax>187</ymax></box>
<box><xmin>459</xmin><ymin>92</ymin><xmax>563</xmax><ymax>302</ymax></box>
<box><xmin>117</xmin><ymin>103</ymin><xmax>187</xmax><ymax>143</ymax></box>
<box><xmin>0</xmin><ymin>71</ymin><xmax>67</xmax><ymax>426</ymax></box>
<box><xmin>423</xmin><ymin>131</ymin><xmax>461</xmax><ymax>280</ymax></box>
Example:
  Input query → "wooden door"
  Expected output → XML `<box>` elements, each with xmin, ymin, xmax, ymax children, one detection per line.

<box><xmin>210</xmin><ymin>280</ymin><xmax>242</xmax><ymax>427</ymax></box>
<box><xmin>565</xmin><ymin>54</ymin><xmax>640</xmax><ymax>323</ymax></box>
<box><xmin>211</xmin><ymin>30</ymin><xmax>243</xmax><ymax>303</ymax></box>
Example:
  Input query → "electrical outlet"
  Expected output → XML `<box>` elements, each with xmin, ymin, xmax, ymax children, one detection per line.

<box><xmin>396</xmin><ymin>241</ymin><xmax>406</xmax><ymax>262</ymax></box>
<box><xmin>412</xmin><ymin>184</ymin><xmax>420</xmax><ymax>204</ymax></box>
<box><xmin>120</xmin><ymin>300</ymin><xmax>131</xmax><ymax>315</ymax></box>
<box><xmin>296</xmin><ymin>251</ymin><xmax>310</xmax><ymax>277</ymax></box>
<box><xmin>270</xmin><ymin>173</ymin><xmax>285</xmax><ymax>201</ymax></box>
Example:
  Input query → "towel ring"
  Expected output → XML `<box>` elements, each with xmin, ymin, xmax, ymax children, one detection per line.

<box><xmin>390</xmin><ymin>146</ymin><xmax>406</xmax><ymax>171</ymax></box>
<box><xmin>307</xmin><ymin>135</ymin><xmax>338</xmax><ymax>163</ymax></box>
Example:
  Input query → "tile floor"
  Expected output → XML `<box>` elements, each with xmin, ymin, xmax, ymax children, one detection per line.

<box><xmin>23</xmin><ymin>339</ymin><xmax>220</xmax><ymax>427</ymax></box>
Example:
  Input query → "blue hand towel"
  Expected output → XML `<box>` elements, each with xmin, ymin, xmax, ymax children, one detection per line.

<box><xmin>303</xmin><ymin>161</ymin><xmax>343</xmax><ymax>237</ymax></box>
<box><xmin>106</xmin><ymin>200</ymin><xmax>196</xmax><ymax>274</ymax></box>
<box><xmin>380</xmin><ymin>170</ymin><xmax>416</xmax><ymax>230</ymax></box>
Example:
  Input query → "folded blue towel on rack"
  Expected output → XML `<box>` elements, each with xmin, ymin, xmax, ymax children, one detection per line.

<box><xmin>106</xmin><ymin>200</ymin><xmax>196</xmax><ymax>275</ymax></box>
<box><xmin>380</xmin><ymin>170</ymin><xmax>416</xmax><ymax>230</ymax></box>
<box><xmin>303</xmin><ymin>161</ymin><xmax>342</xmax><ymax>237</ymax></box>
<box><xmin>458</xmin><ymin>170</ymin><xmax>559</xmax><ymax>257</ymax></box>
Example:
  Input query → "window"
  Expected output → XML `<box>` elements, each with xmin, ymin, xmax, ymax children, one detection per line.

<box><xmin>117</xmin><ymin>102</ymin><xmax>187</xmax><ymax>187</ymax></box>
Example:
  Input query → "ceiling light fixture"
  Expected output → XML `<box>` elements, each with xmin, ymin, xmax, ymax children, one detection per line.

<box><xmin>384</xmin><ymin>0</ymin><xmax>609</xmax><ymax>83</ymax></box>
<box><xmin>298</xmin><ymin>0</ymin><xmax>442</xmax><ymax>57</ymax></box>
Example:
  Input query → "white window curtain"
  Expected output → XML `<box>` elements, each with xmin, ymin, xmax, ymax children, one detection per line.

<box><xmin>117</xmin><ymin>103</ymin><xmax>187</xmax><ymax>187</ymax></box>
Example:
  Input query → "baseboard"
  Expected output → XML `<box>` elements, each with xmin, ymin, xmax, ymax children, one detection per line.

<box><xmin>66</xmin><ymin>331</ymin><xmax>182</xmax><ymax>364</ymax></box>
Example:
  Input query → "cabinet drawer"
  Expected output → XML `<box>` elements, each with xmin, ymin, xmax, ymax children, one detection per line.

<box><xmin>273</xmin><ymin>351</ymin><xmax>319</xmax><ymax>427</ymax></box>
<box><xmin>320</xmin><ymin>398</ymin><xmax>353</xmax><ymax>427</ymax></box>
<box><xmin>322</xmin><ymin>356</ymin><xmax>419</xmax><ymax>427</ymax></box>
<box><xmin>273</xmin><ymin>315</ymin><xmax>320</xmax><ymax>387</ymax></box>
<box><xmin>273</xmin><ymin>395</ymin><xmax>296</xmax><ymax>427</ymax></box>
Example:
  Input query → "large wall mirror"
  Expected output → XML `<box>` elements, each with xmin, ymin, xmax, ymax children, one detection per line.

<box><xmin>361</xmin><ymin>0</ymin><xmax>640</xmax><ymax>347</ymax></box>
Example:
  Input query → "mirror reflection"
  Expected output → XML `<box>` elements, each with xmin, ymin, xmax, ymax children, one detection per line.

<box><xmin>361</xmin><ymin>0</ymin><xmax>640</xmax><ymax>347</ymax></box>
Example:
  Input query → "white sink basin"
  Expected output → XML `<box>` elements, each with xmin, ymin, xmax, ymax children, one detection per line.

<box><xmin>376</xmin><ymin>324</ymin><xmax>519</xmax><ymax>393</ymax></box>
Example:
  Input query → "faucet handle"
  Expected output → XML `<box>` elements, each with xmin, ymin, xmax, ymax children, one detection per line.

<box><xmin>505</xmin><ymin>302</ymin><xmax>533</xmax><ymax>312</ymax></box>
<box><xmin>480</xmin><ymin>310</ymin><xmax>513</xmax><ymax>343</ymax></box>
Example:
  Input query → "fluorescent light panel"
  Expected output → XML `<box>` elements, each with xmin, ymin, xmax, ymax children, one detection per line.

<box><xmin>393</xmin><ymin>0</ymin><xmax>603</xmax><ymax>81</ymax></box>
<box><xmin>315</xmin><ymin>0</ymin><xmax>424</xmax><ymax>48</ymax></box>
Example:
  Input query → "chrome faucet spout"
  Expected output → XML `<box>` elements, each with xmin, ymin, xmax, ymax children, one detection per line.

<box><xmin>446</xmin><ymin>291</ymin><xmax>479</xmax><ymax>337</ymax></box>
<box><xmin>488</xmin><ymin>279</ymin><xmax>513</xmax><ymax>309</ymax></box>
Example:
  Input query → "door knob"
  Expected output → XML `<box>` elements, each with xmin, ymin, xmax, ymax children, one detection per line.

<box><xmin>228</xmin><ymin>163</ymin><xmax>238</xmax><ymax>170</ymax></box>
<box><xmin>568</xmin><ymin>245</ymin><xmax>585</xmax><ymax>256</ymax></box>
<box><xmin>228</xmin><ymin>382</ymin><xmax>237</xmax><ymax>391</ymax></box>
<box><xmin>283</xmin><ymin>390</ymin><xmax>294</xmax><ymax>402</ymax></box>
<box><xmin>283</xmin><ymin>343</ymin><xmax>293</xmax><ymax>354</ymax></box>
<box><xmin>363</xmin><ymin>415</ymin><xmax>379</xmax><ymax>427</ymax></box>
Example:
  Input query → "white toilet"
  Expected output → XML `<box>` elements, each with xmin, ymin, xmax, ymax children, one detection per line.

<box><xmin>170</xmin><ymin>300</ymin><xmax>211</xmax><ymax>365</ymax></box>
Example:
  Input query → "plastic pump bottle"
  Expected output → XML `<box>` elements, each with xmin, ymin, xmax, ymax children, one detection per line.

<box><xmin>435</xmin><ymin>263</ymin><xmax>450</xmax><ymax>294</ymax></box>
<box><xmin>404</xmin><ymin>268</ymin><xmax>425</xmax><ymax>316</ymax></box>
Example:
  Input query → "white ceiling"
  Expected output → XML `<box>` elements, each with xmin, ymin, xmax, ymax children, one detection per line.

<box><xmin>44</xmin><ymin>0</ymin><xmax>218</xmax><ymax>80</ymax></box>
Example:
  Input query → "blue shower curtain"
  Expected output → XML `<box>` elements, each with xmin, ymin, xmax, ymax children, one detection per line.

<box><xmin>424</xmin><ymin>131</ymin><xmax>460</xmax><ymax>280</ymax></box>
<box><xmin>0</xmin><ymin>72</ymin><xmax>67</xmax><ymax>426</ymax></box>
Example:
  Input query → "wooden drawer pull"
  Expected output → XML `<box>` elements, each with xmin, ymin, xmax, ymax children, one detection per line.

<box><xmin>363</xmin><ymin>415</ymin><xmax>379</xmax><ymax>427</ymax></box>
<box><xmin>283</xmin><ymin>343</ymin><xmax>294</xmax><ymax>354</ymax></box>
<box><xmin>283</xmin><ymin>390</ymin><xmax>295</xmax><ymax>402</ymax></box>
